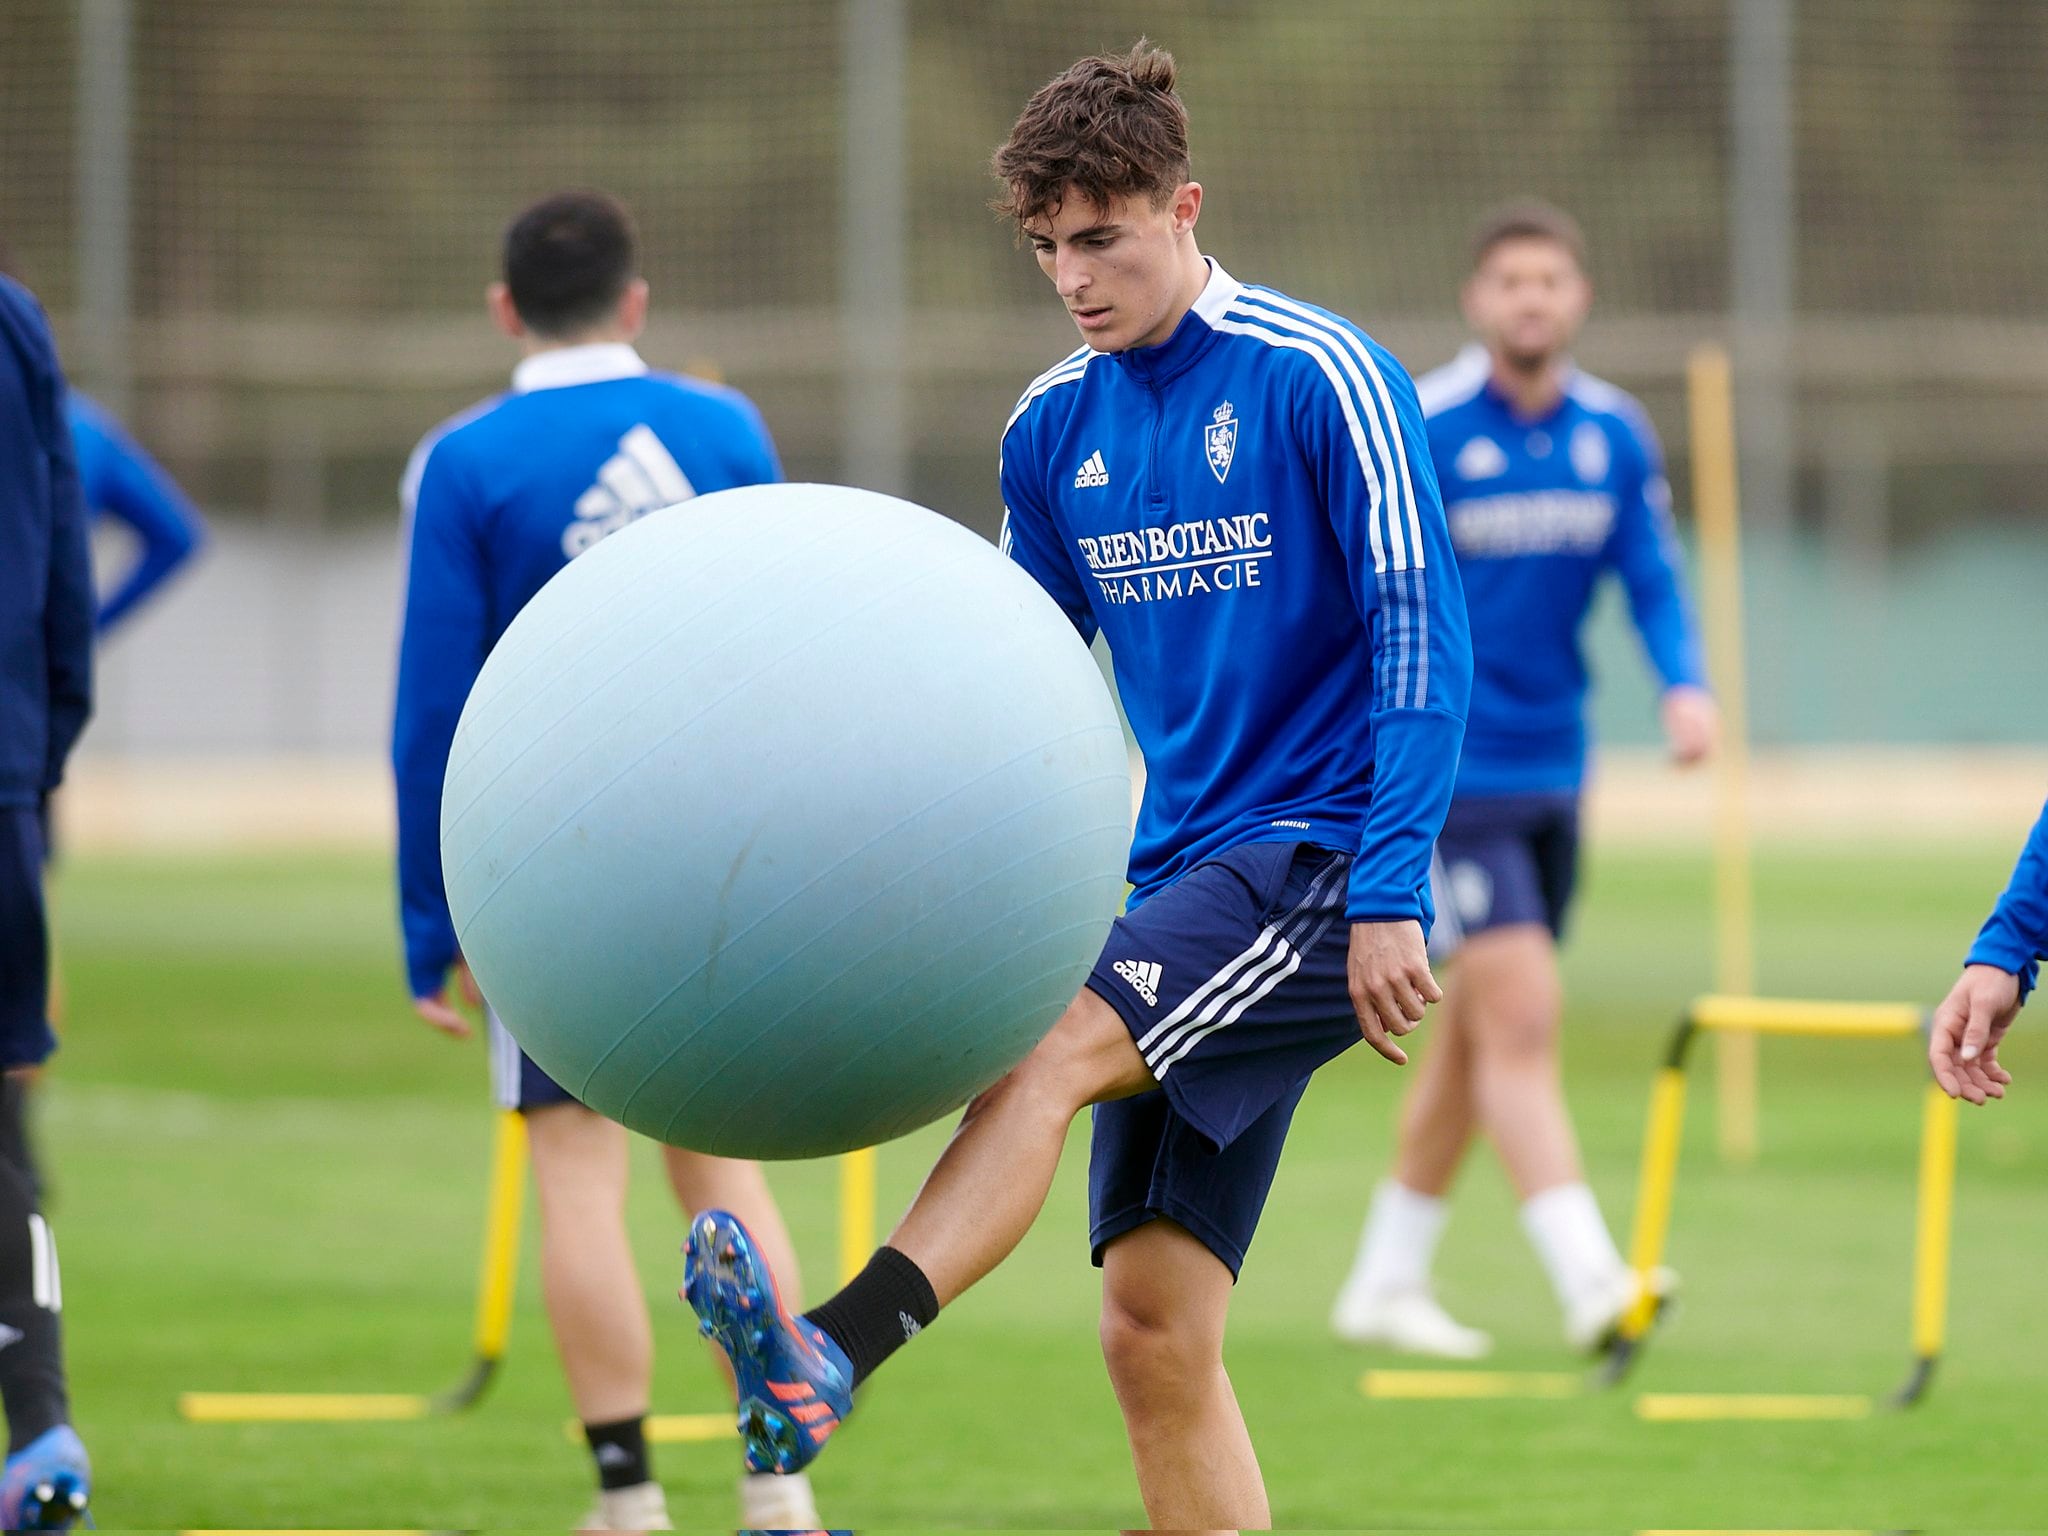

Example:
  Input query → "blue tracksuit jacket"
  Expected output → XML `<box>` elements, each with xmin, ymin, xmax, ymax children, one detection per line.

<box><xmin>999</xmin><ymin>260</ymin><xmax>1471</xmax><ymax>926</ymax></box>
<box><xmin>0</xmin><ymin>276</ymin><xmax>93</xmax><ymax>809</ymax></box>
<box><xmin>1969</xmin><ymin>795</ymin><xmax>2048</xmax><ymax>1002</ymax></box>
<box><xmin>393</xmin><ymin>343</ymin><xmax>782</xmax><ymax>998</ymax></box>
<box><xmin>1419</xmin><ymin>344</ymin><xmax>1706</xmax><ymax>797</ymax></box>
<box><xmin>70</xmin><ymin>393</ymin><xmax>207</xmax><ymax>632</ymax></box>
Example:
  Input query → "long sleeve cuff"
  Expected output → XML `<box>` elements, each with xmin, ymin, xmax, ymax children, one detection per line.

<box><xmin>1346</xmin><ymin>705</ymin><xmax>1465</xmax><ymax>925</ymax></box>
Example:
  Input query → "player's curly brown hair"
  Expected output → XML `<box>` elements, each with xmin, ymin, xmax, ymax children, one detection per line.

<box><xmin>991</xmin><ymin>40</ymin><xmax>1191</xmax><ymax>230</ymax></box>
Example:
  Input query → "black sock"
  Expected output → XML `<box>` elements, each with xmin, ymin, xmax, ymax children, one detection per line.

<box><xmin>804</xmin><ymin>1245</ymin><xmax>938</xmax><ymax>1388</ymax></box>
<box><xmin>0</xmin><ymin>1088</ymin><xmax>66</xmax><ymax>1454</ymax></box>
<box><xmin>583</xmin><ymin>1415</ymin><xmax>650</xmax><ymax>1490</ymax></box>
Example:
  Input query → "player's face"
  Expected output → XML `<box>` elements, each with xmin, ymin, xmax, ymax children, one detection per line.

<box><xmin>1024</xmin><ymin>185</ymin><xmax>1203</xmax><ymax>353</ymax></box>
<box><xmin>1463</xmin><ymin>237</ymin><xmax>1591</xmax><ymax>371</ymax></box>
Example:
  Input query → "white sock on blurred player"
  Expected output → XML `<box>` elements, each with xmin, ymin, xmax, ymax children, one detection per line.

<box><xmin>1344</xmin><ymin>1179</ymin><xmax>1449</xmax><ymax>1297</ymax></box>
<box><xmin>1331</xmin><ymin>1182</ymin><xmax>1490</xmax><ymax>1358</ymax></box>
<box><xmin>740</xmin><ymin>1469</ymin><xmax>819</xmax><ymax>1530</ymax></box>
<box><xmin>1521</xmin><ymin>1183</ymin><xmax>1627</xmax><ymax>1320</ymax></box>
<box><xmin>579</xmin><ymin>1479</ymin><xmax>671</xmax><ymax>1531</ymax></box>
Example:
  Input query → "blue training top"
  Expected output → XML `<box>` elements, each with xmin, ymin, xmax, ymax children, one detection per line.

<box><xmin>69</xmin><ymin>393</ymin><xmax>207</xmax><ymax>632</ymax></box>
<box><xmin>1000</xmin><ymin>260</ymin><xmax>1471</xmax><ymax>927</ymax></box>
<box><xmin>1419</xmin><ymin>344</ymin><xmax>1706</xmax><ymax>798</ymax></box>
<box><xmin>0</xmin><ymin>275</ymin><xmax>93</xmax><ymax>810</ymax></box>
<box><xmin>1968</xmin><ymin>793</ymin><xmax>2048</xmax><ymax>1002</ymax></box>
<box><xmin>392</xmin><ymin>343</ymin><xmax>783</xmax><ymax>998</ymax></box>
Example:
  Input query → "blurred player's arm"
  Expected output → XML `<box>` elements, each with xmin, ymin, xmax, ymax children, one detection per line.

<box><xmin>72</xmin><ymin>399</ymin><xmax>206</xmax><ymax>633</ymax></box>
<box><xmin>1609</xmin><ymin>410</ymin><xmax>1715</xmax><ymax>764</ymax></box>
<box><xmin>35</xmin><ymin>325</ymin><xmax>93</xmax><ymax>797</ymax></box>
<box><xmin>1931</xmin><ymin>793</ymin><xmax>2048</xmax><ymax>1102</ymax></box>
<box><xmin>1308</xmin><ymin>338</ymin><xmax>1471</xmax><ymax>1063</ymax></box>
<box><xmin>732</xmin><ymin>391</ymin><xmax>785</xmax><ymax>487</ymax></box>
<box><xmin>997</xmin><ymin>422</ymin><xmax>1098</xmax><ymax>642</ymax></box>
<box><xmin>391</xmin><ymin>439</ymin><xmax>491</xmax><ymax>1037</ymax></box>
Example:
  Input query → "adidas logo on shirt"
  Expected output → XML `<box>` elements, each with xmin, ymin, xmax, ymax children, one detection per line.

<box><xmin>1073</xmin><ymin>450</ymin><xmax>1111</xmax><ymax>489</ymax></box>
<box><xmin>899</xmin><ymin>1310</ymin><xmax>924</xmax><ymax>1341</ymax></box>
<box><xmin>562</xmin><ymin>423</ymin><xmax>698</xmax><ymax>558</ymax></box>
<box><xmin>1113</xmin><ymin>958</ymin><xmax>1163</xmax><ymax>1006</ymax></box>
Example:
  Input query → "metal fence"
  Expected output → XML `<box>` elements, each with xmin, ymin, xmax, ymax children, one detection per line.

<box><xmin>2</xmin><ymin>0</ymin><xmax>2043</xmax><ymax>751</ymax></box>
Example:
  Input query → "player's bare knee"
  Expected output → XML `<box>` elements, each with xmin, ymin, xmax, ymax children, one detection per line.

<box><xmin>1008</xmin><ymin>992</ymin><xmax>1151</xmax><ymax>1114</ymax></box>
<box><xmin>1475</xmin><ymin>1000</ymin><xmax>1562</xmax><ymax>1064</ymax></box>
<box><xmin>1098</xmin><ymin>1292</ymin><xmax>1216</xmax><ymax>1407</ymax></box>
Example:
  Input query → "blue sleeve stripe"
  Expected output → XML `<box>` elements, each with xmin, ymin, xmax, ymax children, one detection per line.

<box><xmin>1214</xmin><ymin>300</ymin><xmax>1431</xmax><ymax>709</ymax></box>
<box><xmin>1211</xmin><ymin>308</ymin><xmax>1395</xmax><ymax>572</ymax></box>
<box><xmin>1241</xmin><ymin>288</ymin><xmax>1429</xmax><ymax>572</ymax></box>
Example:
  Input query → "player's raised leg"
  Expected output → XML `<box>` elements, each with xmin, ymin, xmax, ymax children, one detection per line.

<box><xmin>661</xmin><ymin>1149</ymin><xmax>820</xmax><ymax>1530</ymax></box>
<box><xmin>683</xmin><ymin>989</ymin><xmax>1151</xmax><ymax>1474</ymax></box>
<box><xmin>1101</xmin><ymin>1221</ymin><xmax>1268</xmax><ymax>1529</ymax></box>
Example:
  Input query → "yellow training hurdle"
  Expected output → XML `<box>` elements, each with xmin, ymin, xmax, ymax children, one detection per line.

<box><xmin>1605</xmin><ymin>994</ymin><xmax>1958</xmax><ymax>1417</ymax></box>
<box><xmin>182</xmin><ymin>1111</ymin><xmax>881</xmax><ymax>1425</ymax></box>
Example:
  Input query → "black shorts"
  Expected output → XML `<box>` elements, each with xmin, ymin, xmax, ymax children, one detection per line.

<box><xmin>1085</xmin><ymin>840</ymin><xmax>1358</xmax><ymax>1277</ymax></box>
<box><xmin>0</xmin><ymin>807</ymin><xmax>56</xmax><ymax>1070</ymax></box>
<box><xmin>1430</xmin><ymin>790</ymin><xmax>1582</xmax><ymax>947</ymax></box>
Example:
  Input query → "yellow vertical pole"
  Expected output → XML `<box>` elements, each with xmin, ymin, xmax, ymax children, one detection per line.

<box><xmin>1688</xmin><ymin>342</ymin><xmax>1759</xmax><ymax>1162</ymax></box>
<box><xmin>838</xmin><ymin>1146</ymin><xmax>877</xmax><ymax>1286</ymax></box>
<box><xmin>1621</xmin><ymin>1065</ymin><xmax>1691</xmax><ymax>1338</ymax></box>
<box><xmin>473</xmin><ymin>1109</ymin><xmax>529</xmax><ymax>1361</ymax></box>
<box><xmin>1909</xmin><ymin>1083</ymin><xmax>1959</xmax><ymax>1361</ymax></box>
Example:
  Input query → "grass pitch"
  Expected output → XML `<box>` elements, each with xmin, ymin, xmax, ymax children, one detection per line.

<box><xmin>42</xmin><ymin>837</ymin><xmax>2046</xmax><ymax>1528</ymax></box>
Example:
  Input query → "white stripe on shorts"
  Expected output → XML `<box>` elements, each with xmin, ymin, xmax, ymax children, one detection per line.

<box><xmin>27</xmin><ymin>1213</ymin><xmax>58</xmax><ymax>1312</ymax></box>
<box><xmin>486</xmin><ymin>1008</ymin><xmax>521</xmax><ymax>1111</ymax></box>
<box><xmin>1426</xmin><ymin>849</ymin><xmax>1464</xmax><ymax>963</ymax></box>
<box><xmin>1143</xmin><ymin>933</ymin><xmax>1300</xmax><ymax>1072</ymax></box>
<box><xmin>1135</xmin><ymin>852</ymin><xmax>1348</xmax><ymax>1071</ymax></box>
<box><xmin>1154</xmin><ymin>944</ymin><xmax>1307</xmax><ymax>1079</ymax></box>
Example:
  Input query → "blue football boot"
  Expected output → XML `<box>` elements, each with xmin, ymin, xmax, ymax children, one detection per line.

<box><xmin>682</xmin><ymin>1209</ymin><xmax>853</xmax><ymax>1476</ymax></box>
<box><xmin>0</xmin><ymin>1426</ymin><xmax>90</xmax><ymax>1530</ymax></box>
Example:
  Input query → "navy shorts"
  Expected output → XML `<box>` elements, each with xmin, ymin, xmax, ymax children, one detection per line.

<box><xmin>0</xmin><ymin>808</ymin><xmax>56</xmax><ymax>1071</ymax></box>
<box><xmin>1430</xmin><ymin>790</ymin><xmax>1582</xmax><ymax>947</ymax></box>
<box><xmin>486</xmin><ymin>1009</ymin><xmax>579</xmax><ymax>1114</ymax></box>
<box><xmin>1086</xmin><ymin>840</ymin><xmax>1359</xmax><ymax>1276</ymax></box>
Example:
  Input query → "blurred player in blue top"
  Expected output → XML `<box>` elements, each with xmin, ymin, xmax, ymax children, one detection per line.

<box><xmin>0</xmin><ymin>245</ymin><xmax>205</xmax><ymax>638</ymax></box>
<box><xmin>68</xmin><ymin>396</ymin><xmax>205</xmax><ymax>634</ymax></box>
<box><xmin>392</xmin><ymin>191</ymin><xmax>815</xmax><ymax>1534</ymax></box>
<box><xmin>0</xmin><ymin>272</ymin><xmax>94</xmax><ymax>1530</ymax></box>
<box><xmin>1929</xmin><ymin>793</ymin><xmax>2048</xmax><ymax>1104</ymax></box>
<box><xmin>1333</xmin><ymin>202</ymin><xmax>1717</xmax><ymax>1361</ymax></box>
<box><xmin>681</xmin><ymin>45</ymin><xmax>1470</xmax><ymax>1528</ymax></box>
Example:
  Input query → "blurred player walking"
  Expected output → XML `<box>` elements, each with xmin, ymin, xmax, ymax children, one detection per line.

<box><xmin>392</xmin><ymin>191</ymin><xmax>816</xmax><ymax>1532</ymax></box>
<box><xmin>0</xmin><ymin>271</ymin><xmax>94</xmax><ymax>1529</ymax></box>
<box><xmin>0</xmin><ymin>246</ymin><xmax>206</xmax><ymax>639</ymax></box>
<box><xmin>1332</xmin><ymin>202</ymin><xmax>1716</xmax><ymax>1359</ymax></box>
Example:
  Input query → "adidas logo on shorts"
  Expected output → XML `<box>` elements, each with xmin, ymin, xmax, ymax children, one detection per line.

<box><xmin>1113</xmin><ymin>958</ymin><xmax>1163</xmax><ymax>1007</ymax></box>
<box><xmin>1073</xmin><ymin>449</ymin><xmax>1110</xmax><ymax>489</ymax></box>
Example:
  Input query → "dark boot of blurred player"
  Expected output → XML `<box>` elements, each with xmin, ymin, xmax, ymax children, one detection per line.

<box><xmin>0</xmin><ymin>271</ymin><xmax>95</xmax><ymax>1528</ymax></box>
<box><xmin>1332</xmin><ymin>203</ymin><xmax>1715</xmax><ymax>1359</ymax></box>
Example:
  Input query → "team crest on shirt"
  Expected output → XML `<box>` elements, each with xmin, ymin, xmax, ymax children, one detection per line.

<box><xmin>1204</xmin><ymin>401</ymin><xmax>1239</xmax><ymax>484</ymax></box>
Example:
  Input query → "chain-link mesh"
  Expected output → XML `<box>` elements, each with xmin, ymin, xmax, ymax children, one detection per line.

<box><xmin>1</xmin><ymin>0</ymin><xmax>2043</xmax><ymax>749</ymax></box>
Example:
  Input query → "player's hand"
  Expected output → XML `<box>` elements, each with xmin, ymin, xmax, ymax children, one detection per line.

<box><xmin>1347</xmin><ymin>920</ymin><xmax>1441</xmax><ymax>1067</ymax></box>
<box><xmin>413</xmin><ymin>958</ymin><xmax>484</xmax><ymax>1040</ymax></box>
<box><xmin>1660</xmin><ymin>685</ymin><xmax>1719</xmax><ymax>767</ymax></box>
<box><xmin>1929</xmin><ymin>963</ymin><xmax>2020</xmax><ymax>1105</ymax></box>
